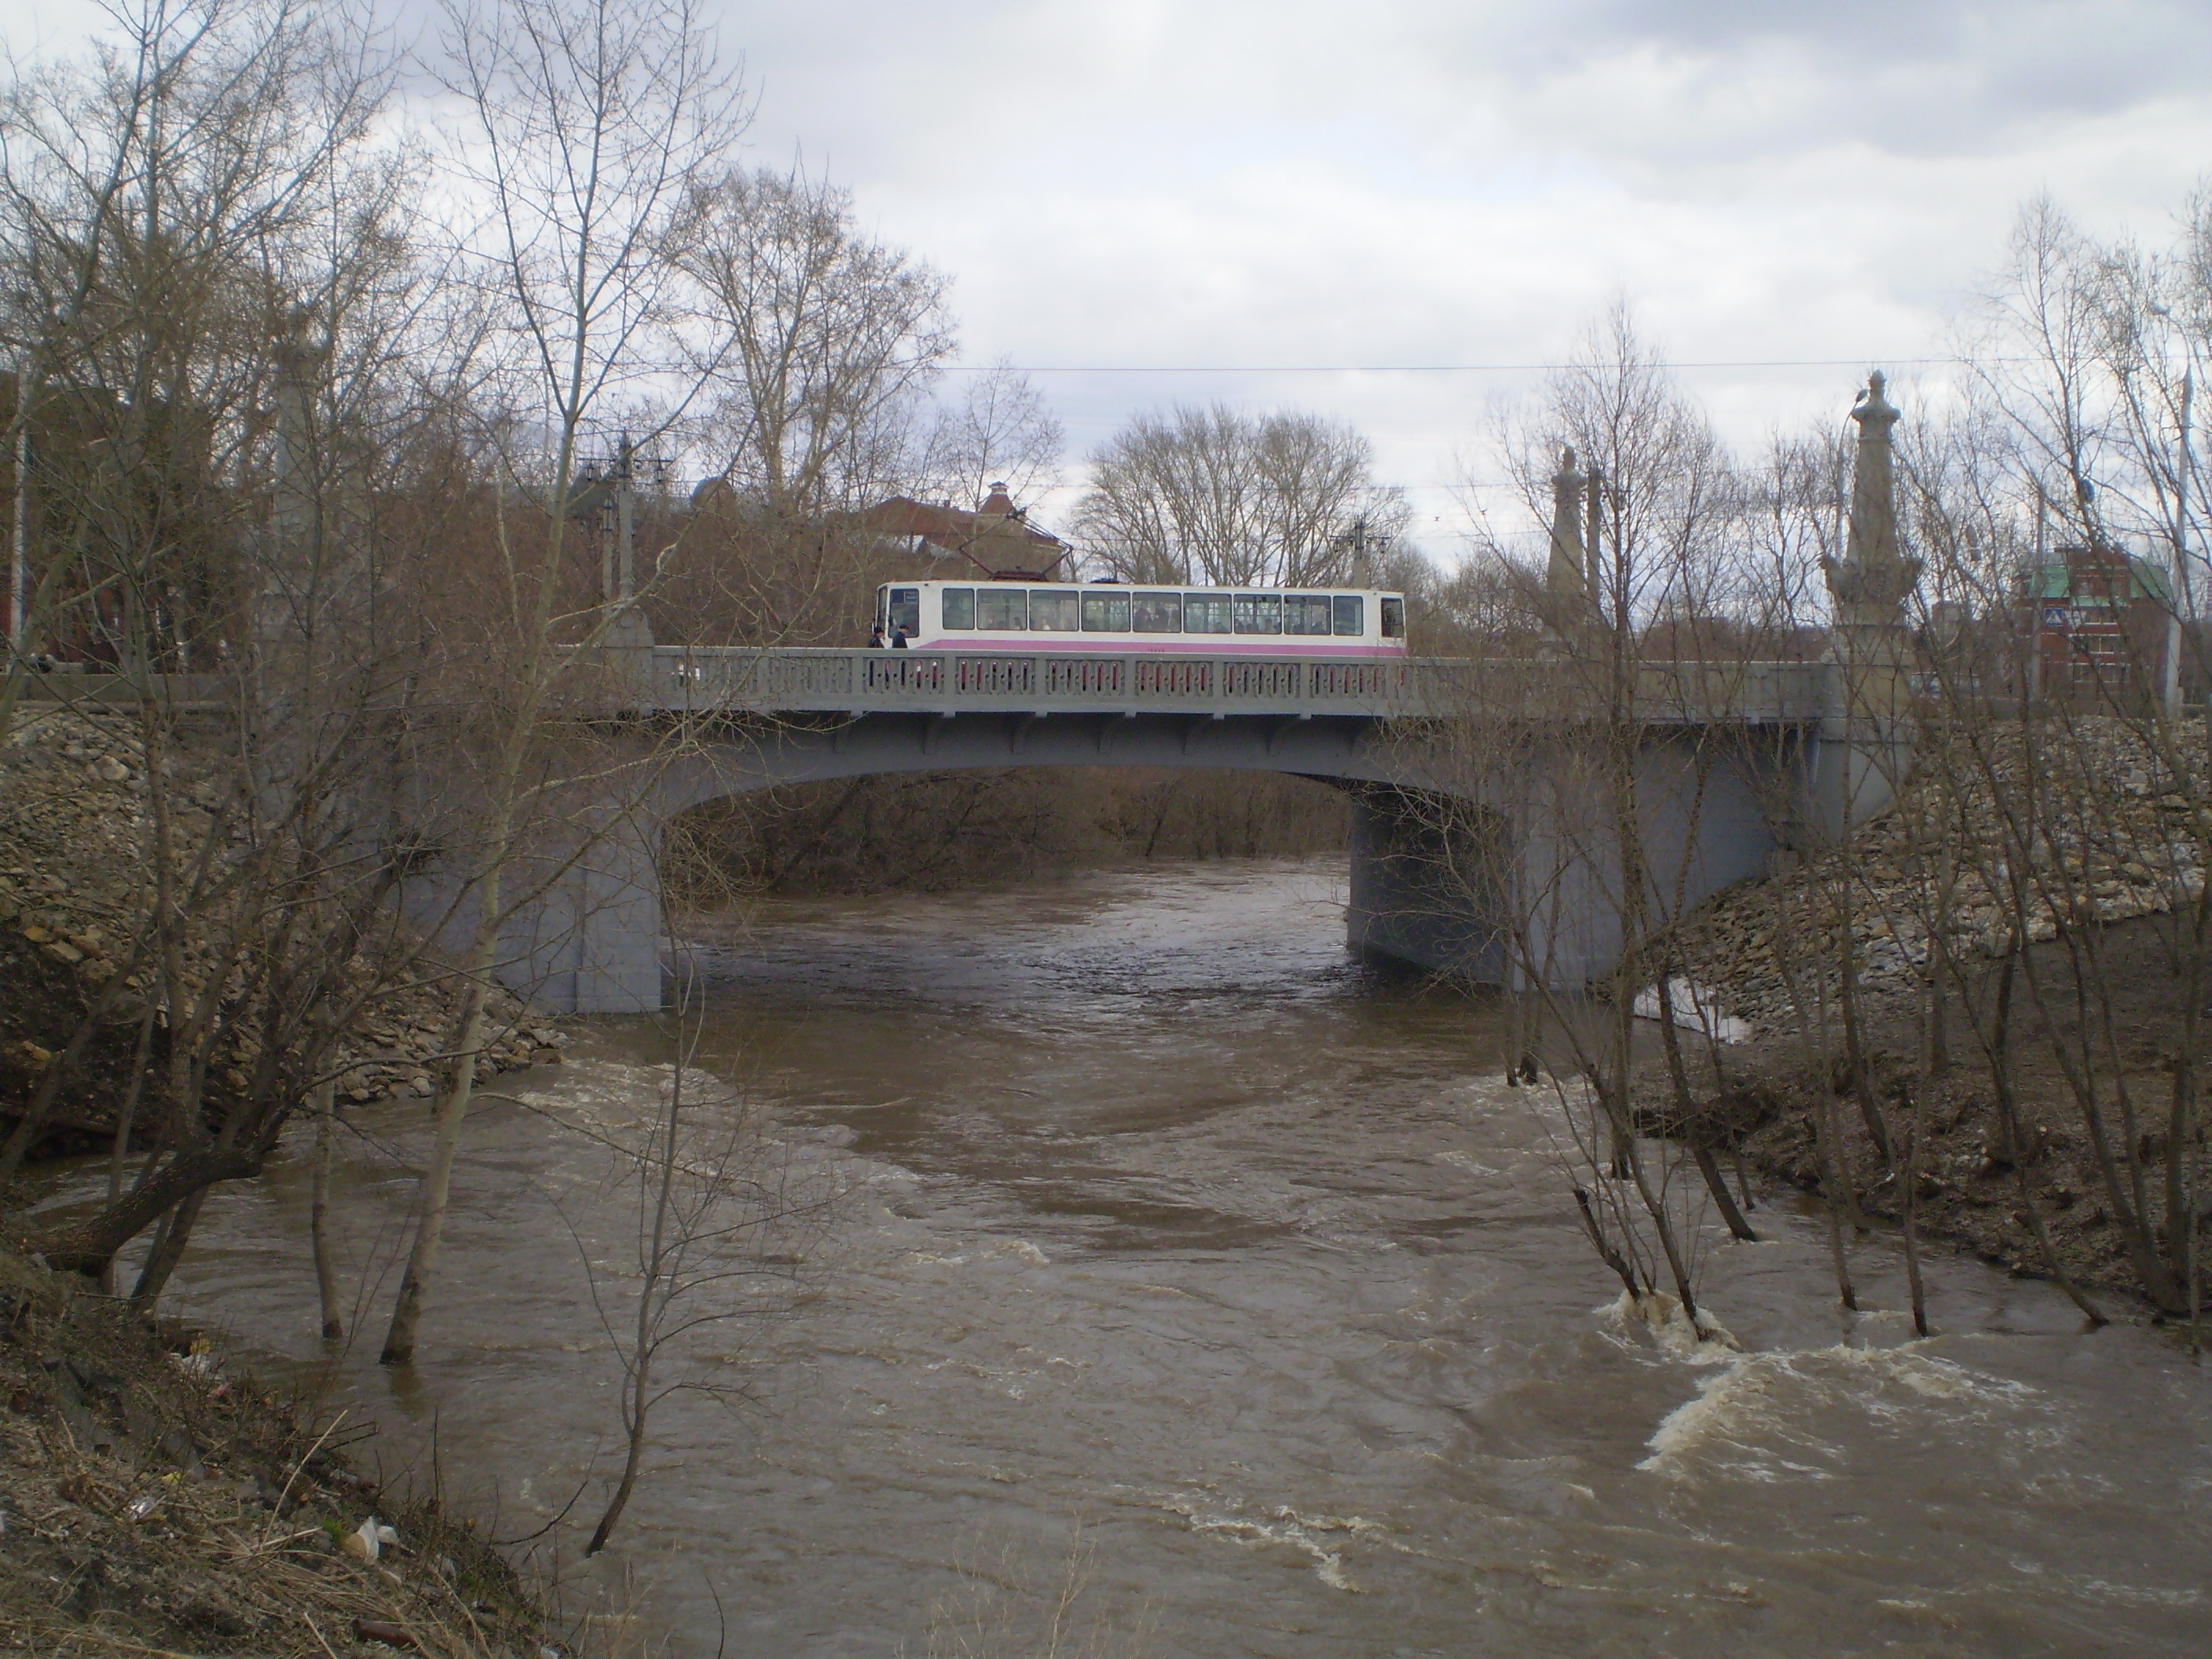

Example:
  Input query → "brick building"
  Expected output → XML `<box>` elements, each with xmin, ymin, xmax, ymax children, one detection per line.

<box><xmin>2022</xmin><ymin>541</ymin><xmax>2176</xmax><ymax>701</ymax></box>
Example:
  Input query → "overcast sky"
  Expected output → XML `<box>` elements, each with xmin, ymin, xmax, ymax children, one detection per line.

<box><xmin>5</xmin><ymin>0</ymin><xmax>2209</xmax><ymax>555</ymax></box>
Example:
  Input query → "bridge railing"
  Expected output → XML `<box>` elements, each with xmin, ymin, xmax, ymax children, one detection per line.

<box><xmin>630</xmin><ymin>647</ymin><xmax>1429</xmax><ymax>717</ymax></box>
<box><xmin>617</xmin><ymin>646</ymin><xmax>1836</xmax><ymax>725</ymax></box>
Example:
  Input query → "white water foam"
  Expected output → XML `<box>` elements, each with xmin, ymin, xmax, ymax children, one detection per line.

<box><xmin>899</xmin><ymin>1236</ymin><xmax>1051</xmax><ymax>1269</ymax></box>
<box><xmin>1639</xmin><ymin>1344</ymin><xmax>2043</xmax><ymax>1483</ymax></box>
<box><xmin>1156</xmin><ymin>1493</ymin><xmax>1386</xmax><ymax>1591</ymax></box>
<box><xmin>1603</xmin><ymin>1289</ymin><xmax>1742</xmax><ymax>1364</ymax></box>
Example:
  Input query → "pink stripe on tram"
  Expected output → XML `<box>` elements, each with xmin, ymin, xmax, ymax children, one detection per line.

<box><xmin>910</xmin><ymin>636</ymin><xmax>1404</xmax><ymax>657</ymax></box>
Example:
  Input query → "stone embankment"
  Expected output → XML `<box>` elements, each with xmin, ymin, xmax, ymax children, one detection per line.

<box><xmin>1639</xmin><ymin>715</ymin><xmax>2209</xmax><ymax>1304</ymax></box>
<box><xmin>1</xmin><ymin>703</ymin><xmax>563</xmax><ymax>1155</ymax></box>
<box><xmin>1662</xmin><ymin>716</ymin><xmax>2206</xmax><ymax>1037</ymax></box>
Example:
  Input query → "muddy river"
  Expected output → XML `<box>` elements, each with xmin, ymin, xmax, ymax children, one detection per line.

<box><xmin>116</xmin><ymin>858</ymin><xmax>2212</xmax><ymax>1655</ymax></box>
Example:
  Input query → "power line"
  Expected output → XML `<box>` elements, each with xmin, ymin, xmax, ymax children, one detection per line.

<box><xmin>943</xmin><ymin>357</ymin><xmax>1963</xmax><ymax>374</ymax></box>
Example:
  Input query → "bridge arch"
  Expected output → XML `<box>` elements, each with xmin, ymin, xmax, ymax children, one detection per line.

<box><xmin>654</xmin><ymin>709</ymin><xmax>1407</xmax><ymax>815</ymax></box>
<box><xmin>505</xmin><ymin>702</ymin><xmax>1800</xmax><ymax>1015</ymax></box>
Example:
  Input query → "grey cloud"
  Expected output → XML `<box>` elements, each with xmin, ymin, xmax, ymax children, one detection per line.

<box><xmin>1472</xmin><ymin>0</ymin><xmax>2211</xmax><ymax>151</ymax></box>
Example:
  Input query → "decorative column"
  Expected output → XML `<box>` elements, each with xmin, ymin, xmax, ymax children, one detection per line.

<box><xmin>1825</xmin><ymin>372</ymin><xmax>1920</xmax><ymax>652</ymax></box>
<box><xmin>592</xmin><ymin>438</ymin><xmax>656</xmax><ymax>701</ymax></box>
<box><xmin>1540</xmin><ymin>446</ymin><xmax>1594</xmax><ymax>650</ymax></box>
<box><xmin>1546</xmin><ymin>446</ymin><xmax>1588</xmax><ymax>599</ymax></box>
<box><xmin>1815</xmin><ymin>370</ymin><xmax>1923</xmax><ymax>837</ymax></box>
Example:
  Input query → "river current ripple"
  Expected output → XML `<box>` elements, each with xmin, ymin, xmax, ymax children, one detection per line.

<box><xmin>136</xmin><ymin>858</ymin><xmax>2210</xmax><ymax>1656</ymax></box>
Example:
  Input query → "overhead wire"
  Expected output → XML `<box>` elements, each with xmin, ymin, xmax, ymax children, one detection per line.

<box><xmin>941</xmin><ymin>357</ymin><xmax>1972</xmax><ymax>373</ymax></box>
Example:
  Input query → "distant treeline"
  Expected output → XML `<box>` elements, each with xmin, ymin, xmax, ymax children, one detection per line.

<box><xmin>668</xmin><ymin>769</ymin><xmax>1350</xmax><ymax>901</ymax></box>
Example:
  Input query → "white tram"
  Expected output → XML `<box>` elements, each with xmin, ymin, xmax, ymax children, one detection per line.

<box><xmin>873</xmin><ymin>580</ymin><xmax>1408</xmax><ymax>657</ymax></box>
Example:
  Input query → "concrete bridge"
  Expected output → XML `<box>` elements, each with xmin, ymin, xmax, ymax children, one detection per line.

<box><xmin>486</xmin><ymin>644</ymin><xmax>1895</xmax><ymax>1013</ymax></box>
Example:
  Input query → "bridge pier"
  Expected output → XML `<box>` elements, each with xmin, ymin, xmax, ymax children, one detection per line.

<box><xmin>398</xmin><ymin>801</ymin><xmax>668</xmax><ymax>1017</ymax></box>
<box><xmin>1345</xmin><ymin>787</ymin><xmax>1509</xmax><ymax>979</ymax></box>
<box><xmin>1342</xmin><ymin>730</ymin><xmax>1785</xmax><ymax>991</ymax></box>
<box><xmin>502</xmin><ymin>814</ymin><xmax>665</xmax><ymax>1015</ymax></box>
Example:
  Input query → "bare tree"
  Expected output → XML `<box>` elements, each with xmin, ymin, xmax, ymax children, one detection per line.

<box><xmin>921</xmin><ymin>357</ymin><xmax>1064</xmax><ymax>511</ymax></box>
<box><xmin>1871</xmin><ymin>197</ymin><xmax>2212</xmax><ymax>1328</ymax></box>
<box><xmin>677</xmin><ymin>165</ymin><xmax>952</xmax><ymax>513</ymax></box>
<box><xmin>663</xmin><ymin>163</ymin><xmax>954</xmax><ymax>643</ymax></box>
<box><xmin>378</xmin><ymin>0</ymin><xmax>749</xmax><ymax>1366</ymax></box>
<box><xmin>1399</xmin><ymin>312</ymin><xmax>1783</xmax><ymax>1341</ymax></box>
<box><xmin>0</xmin><ymin>0</ymin><xmax>402</xmax><ymax>701</ymax></box>
<box><xmin>1075</xmin><ymin>403</ymin><xmax>1405</xmax><ymax>588</ymax></box>
<box><xmin>0</xmin><ymin>0</ymin><xmax>509</xmax><ymax>1299</ymax></box>
<box><xmin>578</xmin><ymin>1020</ymin><xmax>825</xmax><ymax>1555</ymax></box>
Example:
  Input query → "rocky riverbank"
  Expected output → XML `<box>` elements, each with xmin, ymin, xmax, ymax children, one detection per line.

<box><xmin>1637</xmin><ymin>716</ymin><xmax>2210</xmax><ymax>1309</ymax></box>
<box><xmin>1637</xmin><ymin>954</ymin><xmax>2149</xmax><ymax>1299</ymax></box>
<box><xmin>1659</xmin><ymin>715</ymin><xmax>2205</xmax><ymax>1037</ymax></box>
<box><xmin>1</xmin><ymin>703</ymin><xmax>563</xmax><ymax>1159</ymax></box>
<box><xmin>0</xmin><ymin>1247</ymin><xmax>556</xmax><ymax>1657</ymax></box>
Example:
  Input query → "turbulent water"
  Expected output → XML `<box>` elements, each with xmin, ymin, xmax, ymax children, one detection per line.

<box><xmin>97</xmin><ymin>858</ymin><xmax>2212</xmax><ymax>1655</ymax></box>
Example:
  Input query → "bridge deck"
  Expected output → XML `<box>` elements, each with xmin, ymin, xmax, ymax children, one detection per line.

<box><xmin>624</xmin><ymin>647</ymin><xmax>1837</xmax><ymax>725</ymax></box>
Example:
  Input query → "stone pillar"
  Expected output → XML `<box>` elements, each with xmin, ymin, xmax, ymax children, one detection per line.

<box><xmin>1815</xmin><ymin>370</ymin><xmax>1921</xmax><ymax>839</ymax></box>
<box><xmin>1587</xmin><ymin>461</ymin><xmax>1611</xmax><ymax>615</ymax></box>
<box><xmin>1545</xmin><ymin>447</ymin><xmax>1588</xmax><ymax>601</ymax></box>
<box><xmin>1540</xmin><ymin>447</ymin><xmax>1596</xmax><ymax>650</ymax></box>
<box><xmin>593</xmin><ymin>435</ymin><xmax>657</xmax><ymax>662</ymax></box>
<box><xmin>504</xmin><ymin>808</ymin><xmax>665</xmax><ymax>1013</ymax></box>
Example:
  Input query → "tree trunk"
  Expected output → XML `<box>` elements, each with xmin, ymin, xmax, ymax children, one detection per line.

<box><xmin>1899</xmin><ymin>1084</ymin><xmax>1929</xmax><ymax>1337</ymax></box>
<box><xmin>380</xmin><ymin>900</ymin><xmax>500</xmax><ymax>1366</ymax></box>
<box><xmin>309</xmin><ymin>1079</ymin><xmax>343</xmax><ymax>1341</ymax></box>
<box><xmin>1655</xmin><ymin>974</ymin><xmax>1756</xmax><ymax>1241</ymax></box>
<box><xmin>588</xmin><ymin>1350</ymin><xmax>652</xmax><ymax>1555</ymax></box>
<box><xmin>15</xmin><ymin>1145</ymin><xmax>262</xmax><ymax>1274</ymax></box>
<box><xmin>1814</xmin><ymin>1090</ymin><xmax>1858</xmax><ymax>1312</ymax></box>
<box><xmin>98</xmin><ymin>1002</ymin><xmax>162</xmax><ymax>1295</ymax></box>
<box><xmin>588</xmin><ymin>1059</ymin><xmax>686</xmax><ymax>1555</ymax></box>
<box><xmin>130</xmin><ymin>1185</ymin><xmax>209</xmax><ymax>1308</ymax></box>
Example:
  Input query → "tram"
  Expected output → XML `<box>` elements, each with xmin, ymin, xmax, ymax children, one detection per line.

<box><xmin>872</xmin><ymin>580</ymin><xmax>1408</xmax><ymax>657</ymax></box>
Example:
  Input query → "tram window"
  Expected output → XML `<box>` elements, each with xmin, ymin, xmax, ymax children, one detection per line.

<box><xmin>1030</xmin><ymin>589</ymin><xmax>1081</xmax><ymax>632</ymax></box>
<box><xmin>1380</xmin><ymin>596</ymin><xmax>1405</xmax><ymax>639</ymax></box>
<box><xmin>1285</xmin><ymin>595</ymin><xmax>1332</xmax><ymax>635</ymax></box>
<box><xmin>976</xmin><ymin>587</ymin><xmax>1027</xmax><ymax>630</ymax></box>
<box><xmin>1082</xmin><ymin>592</ymin><xmax>1132</xmax><ymax>632</ymax></box>
<box><xmin>940</xmin><ymin>588</ymin><xmax>975</xmax><ymax>630</ymax></box>
<box><xmin>888</xmin><ymin>588</ymin><xmax>920</xmax><ymax>636</ymax></box>
<box><xmin>1332</xmin><ymin>595</ymin><xmax>1364</xmax><ymax>636</ymax></box>
<box><xmin>1185</xmin><ymin>593</ymin><xmax>1233</xmax><ymax>633</ymax></box>
<box><xmin>1233</xmin><ymin>594</ymin><xmax>1283</xmax><ymax>634</ymax></box>
<box><xmin>1132</xmin><ymin>592</ymin><xmax>1182</xmax><ymax>632</ymax></box>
